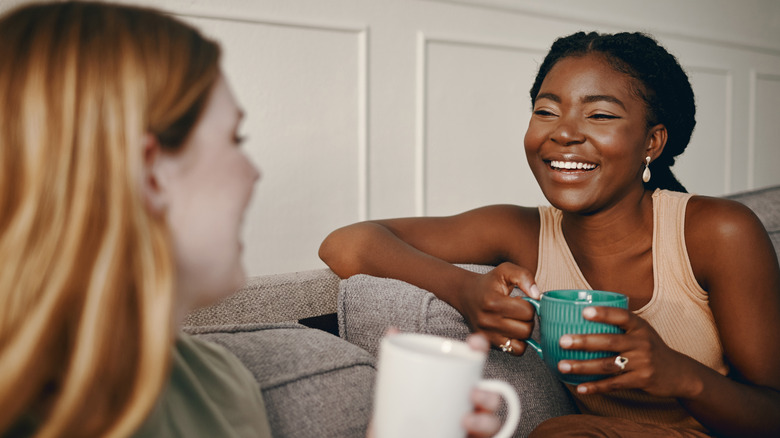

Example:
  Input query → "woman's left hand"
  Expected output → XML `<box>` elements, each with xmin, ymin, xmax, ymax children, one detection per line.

<box><xmin>556</xmin><ymin>306</ymin><xmax>700</xmax><ymax>398</ymax></box>
<box><xmin>366</xmin><ymin>330</ymin><xmax>503</xmax><ymax>438</ymax></box>
<box><xmin>463</xmin><ymin>332</ymin><xmax>502</xmax><ymax>437</ymax></box>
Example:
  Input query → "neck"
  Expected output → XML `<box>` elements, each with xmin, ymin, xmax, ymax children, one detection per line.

<box><xmin>561</xmin><ymin>189</ymin><xmax>655</xmax><ymax>257</ymax></box>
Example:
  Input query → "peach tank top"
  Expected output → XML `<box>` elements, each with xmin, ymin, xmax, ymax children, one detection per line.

<box><xmin>535</xmin><ymin>189</ymin><xmax>727</xmax><ymax>432</ymax></box>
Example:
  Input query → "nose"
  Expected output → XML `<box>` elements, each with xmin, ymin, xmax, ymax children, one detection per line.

<box><xmin>550</xmin><ymin>115</ymin><xmax>585</xmax><ymax>146</ymax></box>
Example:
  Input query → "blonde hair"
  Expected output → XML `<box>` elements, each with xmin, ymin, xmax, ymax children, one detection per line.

<box><xmin>0</xmin><ymin>2</ymin><xmax>220</xmax><ymax>436</ymax></box>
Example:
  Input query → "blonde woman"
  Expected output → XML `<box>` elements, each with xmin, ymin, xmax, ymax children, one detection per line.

<box><xmin>0</xmin><ymin>2</ymin><xmax>503</xmax><ymax>437</ymax></box>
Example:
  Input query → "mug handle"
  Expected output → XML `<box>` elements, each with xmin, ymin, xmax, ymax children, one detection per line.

<box><xmin>475</xmin><ymin>380</ymin><xmax>521</xmax><ymax>438</ymax></box>
<box><xmin>520</xmin><ymin>297</ymin><xmax>543</xmax><ymax>358</ymax></box>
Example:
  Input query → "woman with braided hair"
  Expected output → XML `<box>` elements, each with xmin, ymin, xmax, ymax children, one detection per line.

<box><xmin>321</xmin><ymin>31</ymin><xmax>780</xmax><ymax>436</ymax></box>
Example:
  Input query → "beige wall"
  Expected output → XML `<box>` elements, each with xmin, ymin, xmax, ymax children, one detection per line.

<box><xmin>3</xmin><ymin>0</ymin><xmax>779</xmax><ymax>275</ymax></box>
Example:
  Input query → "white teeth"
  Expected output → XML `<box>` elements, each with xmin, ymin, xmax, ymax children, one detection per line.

<box><xmin>550</xmin><ymin>160</ymin><xmax>596</xmax><ymax>170</ymax></box>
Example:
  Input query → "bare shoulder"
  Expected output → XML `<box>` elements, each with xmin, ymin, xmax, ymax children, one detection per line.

<box><xmin>686</xmin><ymin>196</ymin><xmax>780</xmax><ymax>389</ymax></box>
<box><xmin>685</xmin><ymin>195</ymin><xmax>778</xmax><ymax>288</ymax></box>
<box><xmin>685</xmin><ymin>195</ymin><xmax>768</xmax><ymax>244</ymax></box>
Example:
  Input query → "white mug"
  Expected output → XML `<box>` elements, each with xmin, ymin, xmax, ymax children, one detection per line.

<box><xmin>373</xmin><ymin>333</ymin><xmax>521</xmax><ymax>438</ymax></box>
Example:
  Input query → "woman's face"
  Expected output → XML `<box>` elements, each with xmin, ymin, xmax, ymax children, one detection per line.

<box><xmin>524</xmin><ymin>53</ymin><xmax>657</xmax><ymax>213</ymax></box>
<box><xmin>161</xmin><ymin>74</ymin><xmax>260</xmax><ymax>311</ymax></box>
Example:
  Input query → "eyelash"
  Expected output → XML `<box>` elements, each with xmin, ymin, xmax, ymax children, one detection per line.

<box><xmin>532</xmin><ymin>110</ymin><xmax>620</xmax><ymax>120</ymax></box>
<box><xmin>589</xmin><ymin>114</ymin><xmax>619</xmax><ymax>120</ymax></box>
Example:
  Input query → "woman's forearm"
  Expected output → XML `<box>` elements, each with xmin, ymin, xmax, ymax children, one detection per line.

<box><xmin>319</xmin><ymin>222</ymin><xmax>479</xmax><ymax>311</ymax></box>
<box><xmin>677</xmin><ymin>354</ymin><xmax>780</xmax><ymax>437</ymax></box>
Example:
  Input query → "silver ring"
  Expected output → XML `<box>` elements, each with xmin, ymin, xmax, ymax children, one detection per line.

<box><xmin>614</xmin><ymin>355</ymin><xmax>629</xmax><ymax>371</ymax></box>
<box><xmin>500</xmin><ymin>339</ymin><xmax>514</xmax><ymax>354</ymax></box>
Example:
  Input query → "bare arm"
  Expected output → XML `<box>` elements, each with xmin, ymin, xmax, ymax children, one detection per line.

<box><xmin>565</xmin><ymin>197</ymin><xmax>780</xmax><ymax>436</ymax></box>
<box><xmin>679</xmin><ymin>197</ymin><xmax>780</xmax><ymax>436</ymax></box>
<box><xmin>319</xmin><ymin>205</ymin><xmax>542</xmax><ymax>350</ymax></box>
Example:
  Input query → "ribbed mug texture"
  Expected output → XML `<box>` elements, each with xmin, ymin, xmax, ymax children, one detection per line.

<box><xmin>538</xmin><ymin>290</ymin><xmax>628</xmax><ymax>385</ymax></box>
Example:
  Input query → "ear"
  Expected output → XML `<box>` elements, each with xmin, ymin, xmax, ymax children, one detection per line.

<box><xmin>645</xmin><ymin>124</ymin><xmax>668</xmax><ymax>162</ymax></box>
<box><xmin>141</xmin><ymin>133</ymin><xmax>169</xmax><ymax>216</ymax></box>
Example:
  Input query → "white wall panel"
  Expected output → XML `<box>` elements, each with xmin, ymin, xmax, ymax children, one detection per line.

<box><xmin>659</xmin><ymin>36</ymin><xmax>780</xmax><ymax>194</ymax></box>
<box><xmin>420</xmin><ymin>36</ymin><xmax>547</xmax><ymax>216</ymax></box>
<box><xmin>674</xmin><ymin>68</ymin><xmax>732</xmax><ymax>196</ymax></box>
<box><xmin>7</xmin><ymin>0</ymin><xmax>776</xmax><ymax>275</ymax></box>
<box><xmin>184</xmin><ymin>15</ymin><xmax>367</xmax><ymax>275</ymax></box>
<box><xmin>752</xmin><ymin>73</ymin><xmax>780</xmax><ymax>189</ymax></box>
<box><xmin>427</xmin><ymin>0</ymin><xmax>780</xmax><ymax>53</ymax></box>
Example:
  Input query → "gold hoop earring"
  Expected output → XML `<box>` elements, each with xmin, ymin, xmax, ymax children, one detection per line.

<box><xmin>642</xmin><ymin>156</ymin><xmax>651</xmax><ymax>183</ymax></box>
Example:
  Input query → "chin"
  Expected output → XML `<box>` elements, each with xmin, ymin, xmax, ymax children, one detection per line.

<box><xmin>540</xmin><ymin>186</ymin><xmax>599</xmax><ymax>215</ymax></box>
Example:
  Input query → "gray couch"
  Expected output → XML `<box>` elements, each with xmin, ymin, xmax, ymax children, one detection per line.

<box><xmin>183</xmin><ymin>185</ymin><xmax>780</xmax><ymax>438</ymax></box>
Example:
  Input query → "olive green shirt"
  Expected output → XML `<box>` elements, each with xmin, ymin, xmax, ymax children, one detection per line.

<box><xmin>133</xmin><ymin>333</ymin><xmax>272</xmax><ymax>437</ymax></box>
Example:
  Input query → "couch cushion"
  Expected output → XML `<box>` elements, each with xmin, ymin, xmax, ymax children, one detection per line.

<box><xmin>184</xmin><ymin>268</ymin><xmax>340</xmax><ymax>326</ymax></box>
<box><xmin>187</xmin><ymin>323</ymin><xmax>374</xmax><ymax>438</ymax></box>
<box><xmin>338</xmin><ymin>265</ymin><xmax>578</xmax><ymax>438</ymax></box>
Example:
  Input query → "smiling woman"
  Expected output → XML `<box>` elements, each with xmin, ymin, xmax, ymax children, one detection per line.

<box><xmin>527</xmin><ymin>32</ymin><xmax>696</xmax><ymax>196</ymax></box>
<box><xmin>320</xmin><ymin>31</ymin><xmax>780</xmax><ymax>437</ymax></box>
<box><xmin>524</xmin><ymin>52</ymin><xmax>670</xmax><ymax>214</ymax></box>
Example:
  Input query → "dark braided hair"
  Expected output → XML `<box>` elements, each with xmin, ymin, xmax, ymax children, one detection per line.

<box><xmin>530</xmin><ymin>31</ymin><xmax>696</xmax><ymax>193</ymax></box>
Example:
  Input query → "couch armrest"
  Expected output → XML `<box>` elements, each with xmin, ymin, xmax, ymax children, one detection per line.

<box><xmin>183</xmin><ymin>268</ymin><xmax>340</xmax><ymax>327</ymax></box>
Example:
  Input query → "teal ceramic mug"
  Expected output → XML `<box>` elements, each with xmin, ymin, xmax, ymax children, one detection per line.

<box><xmin>521</xmin><ymin>289</ymin><xmax>628</xmax><ymax>385</ymax></box>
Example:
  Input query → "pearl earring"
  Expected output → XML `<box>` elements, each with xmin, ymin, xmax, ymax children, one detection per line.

<box><xmin>642</xmin><ymin>156</ymin><xmax>651</xmax><ymax>183</ymax></box>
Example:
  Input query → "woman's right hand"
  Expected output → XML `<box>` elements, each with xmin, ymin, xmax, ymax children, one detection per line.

<box><xmin>456</xmin><ymin>262</ymin><xmax>541</xmax><ymax>355</ymax></box>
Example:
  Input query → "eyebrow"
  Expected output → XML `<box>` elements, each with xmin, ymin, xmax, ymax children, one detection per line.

<box><xmin>582</xmin><ymin>94</ymin><xmax>625</xmax><ymax>109</ymax></box>
<box><xmin>535</xmin><ymin>92</ymin><xmax>560</xmax><ymax>103</ymax></box>
<box><xmin>535</xmin><ymin>92</ymin><xmax>626</xmax><ymax>109</ymax></box>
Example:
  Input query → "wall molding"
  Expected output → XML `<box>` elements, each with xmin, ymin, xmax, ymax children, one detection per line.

<box><xmin>748</xmin><ymin>71</ymin><xmax>780</xmax><ymax>189</ymax></box>
<box><xmin>686</xmin><ymin>65</ymin><xmax>734</xmax><ymax>193</ymax></box>
<box><xmin>177</xmin><ymin>11</ymin><xmax>371</xmax><ymax>221</ymax></box>
<box><xmin>414</xmin><ymin>32</ymin><xmax>546</xmax><ymax>215</ymax></box>
<box><xmin>424</xmin><ymin>0</ymin><xmax>780</xmax><ymax>56</ymax></box>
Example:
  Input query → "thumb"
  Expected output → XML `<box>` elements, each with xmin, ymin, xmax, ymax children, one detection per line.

<box><xmin>496</xmin><ymin>262</ymin><xmax>541</xmax><ymax>299</ymax></box>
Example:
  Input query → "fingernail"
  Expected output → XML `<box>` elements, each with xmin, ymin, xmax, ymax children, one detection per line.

<box><xmin>472</xmin><ymin>388</ymin><xmax>500</xmax><ymax>411</ymax></box>
<box><xmin>577</xmin><ymin>385</ymin><xmax>588</xmax><ymax>394</ymax></box>
<box><xmin>530</xmin><ymin>284</ymin><xmax>541</xmax><ymax>299</ymax></box>
<box><xmin>462</xmin><ymin>415</ymin><xmax>476</xmax><ymax>430</ymax></box>
<box><xmin>471</xmin><ymin>389</ymin><xmax>488</xmax><ymax>405</ymax></box>
<box><xmin>583</xmin><ymin>307</ymin><xmax>597</xmax><ymax>318</ymax></box>
<box><xmin>462</xmin><ymin>414</ymin><xmax>498</xmax><ymax>435</ymax></box>
<box><xmin>559</xmin><ymin>335</ymin><xmax>573</xmax><ymax>348</ymax></box>
<box><xmin>559</xmin><ymin>362</ymin><xmax>571</xmax><ymax>373</ymax></box>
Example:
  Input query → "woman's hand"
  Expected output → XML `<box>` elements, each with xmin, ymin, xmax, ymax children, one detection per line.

<box><xmin>556</xmin><ymin>306</ymin><xmax>700</xmax><ymax>398</ymax></box>
<box><xmin>463</xmin><ymin>332</ymin><xmax>502</xmax><ymax>437</ymax></box>
<box><xmin>456</xmin><ymin>262</ymin><xmax>540</xmax><ymax>356</ymax></box>
<box><xmin>366</xmin><ymin>330</ymin><xmax>507</xmax><ymax>438</ymax></box>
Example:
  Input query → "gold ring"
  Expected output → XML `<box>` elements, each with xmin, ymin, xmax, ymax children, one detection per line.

<box><xmin>500</xmin><ymin>339</ymin><xmax>514</xmax><ymax>354</ymax></box>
